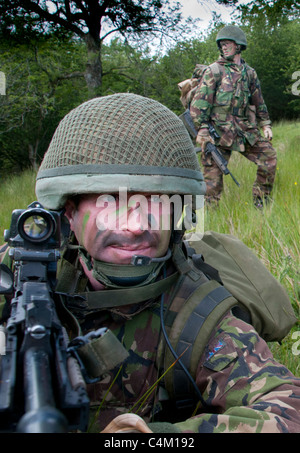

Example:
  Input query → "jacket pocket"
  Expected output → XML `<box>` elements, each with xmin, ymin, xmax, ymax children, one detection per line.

<box><xmin>215</xmin><ymin>78</ymin><xmax>234</xmax><ymax>107</ymax></box>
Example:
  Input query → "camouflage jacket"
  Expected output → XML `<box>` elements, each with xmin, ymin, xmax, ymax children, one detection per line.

<box><xmin>190</xmin><ymin>57</ymin><xmax>272</xmax><ymax>152</ymax></box>
<box><xmin>66</xmin><ymin>270</ymin><xmax>300</xmax><ymax>433</ymax></box>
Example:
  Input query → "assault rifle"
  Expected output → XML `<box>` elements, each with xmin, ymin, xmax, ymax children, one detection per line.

<box><xmin>0</xmin><ymin>202</ymin><xmax>89</xmax><ymax>432</ymax></box>
<box><xmin>0</xmin><ymin>202</ymin><xmax>128</xmax><ymax>433</ymax></box>
<box><xmin>205</xmin><ymin>124</ymin><xmax>240</xmax><ymax>187</ymax></box>
<box><xmin>179</xmin><ymin>109</ymin><xmax>240</xmax><ymax>187</ymax></box>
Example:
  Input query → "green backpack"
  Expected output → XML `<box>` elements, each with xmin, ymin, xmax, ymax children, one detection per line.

<box><xmin>162</xmin><ymin>231</ymin><xmax>297</xmax><ymax>399</ymax></box>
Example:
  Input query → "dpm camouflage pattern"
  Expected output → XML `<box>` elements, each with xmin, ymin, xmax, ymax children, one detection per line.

<box><xmin>176</xmin><ymin>313</ymin><xmax>300</xmax><ymax>433</ymax></box>
<box><xmin>82</xmin><ymin>302</ymin><xmax>162</xmax><ymax>432</ymax></box>
<box><xmin>190</xmin><ymin>57</ymin><xmax>277</xmax><ymax>202</ymax></box>
<box><xmin>190</xmin><ymin>57</ymin><xmax>271</xmax><ymax>151</ymax></box>
<box><xmin>79</xmin><ymin>288</ymin><xmax>300</xmax><ymax>433</ymax></box>
<box><xmin>200</xmin><ymin>138</ymin><xmax>277</xmax><ymax>203</ymax></box>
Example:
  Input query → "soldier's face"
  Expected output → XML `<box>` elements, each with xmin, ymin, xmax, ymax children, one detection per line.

<box><xmin>220</xmin><ymin>40</ymin><xmax>237</xmax><ymax>58</ymax></box>
<box><xmin>65</xmin><ymin>192</ymin><xmax>172</xmax><ymax>265</ymax></box>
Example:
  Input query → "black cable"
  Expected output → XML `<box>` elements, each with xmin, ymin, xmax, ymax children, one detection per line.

<box><xmin>159</xmin><ymin>281</ymin><xmax>208</xmax><ymax>410</ymax></box>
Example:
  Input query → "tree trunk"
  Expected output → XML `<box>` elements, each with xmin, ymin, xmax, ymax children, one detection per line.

<box><xmin>84</xmin><ymin>34</ymin><xmax>103</xmax><ymax>99</ymax></box>
<box><xmin>28</xmin><ymin>140</ymin><xmax>39</xmax><ymax>171</ymax></box>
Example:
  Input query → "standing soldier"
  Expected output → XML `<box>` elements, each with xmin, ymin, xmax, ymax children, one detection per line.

<box><xmin>190</xmin><ymin>25</ymin><xmax>276</xmax><ymax>208</ymax></box>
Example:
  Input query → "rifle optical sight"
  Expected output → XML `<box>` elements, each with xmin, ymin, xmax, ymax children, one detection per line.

<box><xmin>4</xmin><ymin>202</ymin><xmax>61</xmax><ymax>250</ymax></box>
<box><xmin>18</xmin><ymin>208</ymin><xmax>56</xmax><ymax>244</ymax></box>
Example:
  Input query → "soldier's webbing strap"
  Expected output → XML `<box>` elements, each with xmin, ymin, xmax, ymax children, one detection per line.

<box><xmin>163</xmin><ymin>276</ymin><xmax>238</xmax><ymax>402</ymax></box>
<box><xmin>172</xmin><ymin>286</ymin><xmax>232</xmax><ymax>396</ymax></box>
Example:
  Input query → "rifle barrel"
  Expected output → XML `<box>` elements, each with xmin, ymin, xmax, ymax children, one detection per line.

<box><xmin>17</xmin><ymin>348</ymin><xmax>68</xmax><ymax>433</ymax></box>
<box><xmin>205</xmin><ymin>143</ymin><xmax>240</xmax><ymax>187</ymax></box>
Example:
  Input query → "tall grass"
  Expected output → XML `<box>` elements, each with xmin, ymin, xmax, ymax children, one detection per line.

<box><xmin>203</xmin><ymin>120</ymin><xmax>300</xmax><ymax>375</ymax></box>
<box><xmin>0</xmin><ymin>169</ymin><xmax>37</xmax><ymax>243</ymax></box>
<box><xmin>203</xmin><ymin>120</ymin><xmax>300</xmax><ymax>306</ymax></box>
<box><xmin>0</xmin><ymin>121</ymin><xmax>299</xmax><ymax>374</ymax></box>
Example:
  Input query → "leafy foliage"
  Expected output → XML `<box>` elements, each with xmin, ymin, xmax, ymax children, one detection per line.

<box><xmin>0</xmin><ymin>35</ymin><xmax>88</xmax><ymax>174</ymax></box>
<box><xmin>0</xmin><ymin>1</ymin><xmax>299</xmax><ymax>176</ymax></box>
<box><xmin>0</xmin><ymin>0</ymin><xmax>194</xmax><ymax>97</ymax></box>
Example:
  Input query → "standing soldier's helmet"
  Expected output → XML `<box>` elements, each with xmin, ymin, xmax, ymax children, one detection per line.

<box><xmin>216</xmin><ymin>25</ymin><xmax>247</xmax><ymax>51</ymax></box>
<box><xmin>36</xmin><ymin>93</ymin><xmax>205</xmax><ymax>210</ymax></box>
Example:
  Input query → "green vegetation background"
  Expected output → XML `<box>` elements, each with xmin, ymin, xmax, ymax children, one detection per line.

<box><xmin>1</xmin><ymin>16</ymin><xmax>300</xmax><ymax>176</ymax></box>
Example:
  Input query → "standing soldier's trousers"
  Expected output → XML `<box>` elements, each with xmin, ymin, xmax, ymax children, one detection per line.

<box><xmin>201</xmin><ymin>138</ymin><xmax>277</xmax><ymax>205</ymax></box>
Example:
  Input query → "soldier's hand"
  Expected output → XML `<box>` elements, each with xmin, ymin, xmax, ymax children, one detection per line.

<box><xmin>262</xmin><ymin>125</ymin><xmax>273</xmax><ymax>141</ymax></box>
<box><xmin>101</xmin><ymin>414</ymin><xmax>153</xmax><ymax>433</ymax></box>
<box><xmin>196</xmin><ymin>127</ymin><xmax>214</xmax><ymax>152</ymax></box>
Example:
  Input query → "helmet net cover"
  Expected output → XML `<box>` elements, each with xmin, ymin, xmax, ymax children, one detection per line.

<box><xmin>36</xmin><ymin>93</ymin><xmax>205</xmax><ymax>209</ymax></box>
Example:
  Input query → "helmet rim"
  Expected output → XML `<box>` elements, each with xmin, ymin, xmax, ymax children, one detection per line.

<box><xmin>36</xmin><ymin>165</ymin><xmax>205</xmax><ymax>210</ymax></box>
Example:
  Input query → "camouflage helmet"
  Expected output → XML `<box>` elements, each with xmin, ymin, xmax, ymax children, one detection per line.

<box><xmin>36</xmin><ymin>93</ymin><xmax>205</xmax><ymax>210</ymax></box>
<box><xmin>216</xmin><ymin>25</ymin><xmax>247</xmax><ymax>51</ymax></box>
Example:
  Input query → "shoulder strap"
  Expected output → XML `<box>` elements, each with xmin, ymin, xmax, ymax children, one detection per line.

<box><xmin>209</xmin><ymin>62</ymin><xmax>222</xmax><ymax>86</ymax></box>
<box><xmin>210</xmin><ymin>61</ymin><xmax>253</xmax><ymax>90</ymax></box>
<box><xmin>210</xmin><ymin>61</ymin><xmax>221</xmax><ymax>77</ymax></box>
<box><xmin>162</xmin><ymin>259</ymin><xmax>239</xmax><ymax>402</ymax></box>
<box><xmin>192</xmin><ymin>231</ymin><xmax>297</xmax><ymax>341</ymax></box>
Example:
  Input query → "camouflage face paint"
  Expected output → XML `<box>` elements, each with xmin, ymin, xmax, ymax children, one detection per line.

<box><xmin>219</xmin><ymin>40</ymin><xmax>237</xmax><ymax>60</ymax></box>
<box><xmin>81</xmin><ymin>211</ymin><xmax>91</xmax><ymax>245</ymax></box>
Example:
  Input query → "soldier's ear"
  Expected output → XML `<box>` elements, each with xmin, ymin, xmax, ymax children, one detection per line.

<box><xmin>64</xmin><ymin>199</ymin><xmax>77</xmax><ymax>230</ymax></box>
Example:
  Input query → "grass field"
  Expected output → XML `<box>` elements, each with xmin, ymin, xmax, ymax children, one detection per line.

<box><xmin>201</xmin><ymin>120</ymin><xmax>300</xmax><ymax>375</ymax></box>
<box><xmin>0</xmin><ymin>120</ymin><xmax>299</xmax><ymax>375</ymax></box>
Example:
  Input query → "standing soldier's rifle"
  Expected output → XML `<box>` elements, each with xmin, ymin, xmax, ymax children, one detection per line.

<box><xmin>205</xmin><ymin>123</ymin><xmax>240</xmax><ymax>187</ymax></box>
<box><xmin>179</xmin><ymin>109</ymin><xmax>240</xmax><ymax>187</ymax></box>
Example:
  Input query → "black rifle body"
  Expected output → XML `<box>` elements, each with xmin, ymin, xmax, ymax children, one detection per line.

<box><xmin>0</xmin><ymin>206</ymin><xmax>90</xmax><ymax>433</ymax></box>
<box><xmin>179</xmin><ymin>109</ymin><xmax>240</xmax><ymax>187</ymax></box>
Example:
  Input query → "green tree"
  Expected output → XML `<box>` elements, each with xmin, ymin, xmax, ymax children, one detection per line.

<box><xmin>146</xmin><ymin>31</ymin><xmax>220</xmax><ymax>115</ymax></box>
<box><xmin>0</xmin><ymin>0</ymin><xmax>246</xmax><ymax>98</ymax></box>
<box><xmin>100</xmin><ymin>38</ymin><xmax>157</xmax><ymax>97</ymax></box>
<box><xmin>237</xmin><ymin>0</ymin><xmax>300</xmax><ymax>25</ymax></box>
<box><xmin>283</xmin><ymin>20</ymin><xmax>300</xmax><ymax>115</ymax></box>
<box><xmin>0</xmin><ymin>0</ymin><xmax>191</xmax><ymax>98</ymax></box>
<box><xmin>239</xmin><ymin>12</ymin><xmax>300</xmax><ymax>120</ymax></box>
<box><xmin>215</xmin><ymin>0</ymin><xmax>300</xmax><ymax>20</ymax></box>
<box><xmin>0</xmin><ymin>36</ymin><xmax>87</xmax><ymax>175</ymax></box>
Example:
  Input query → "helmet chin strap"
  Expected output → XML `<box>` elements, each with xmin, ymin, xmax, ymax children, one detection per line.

<box><xmin>130</xmin><ymin>248</ymin><xmax>172</xmax><ymax>266</ymax></box>
<box><xmin>78</xmin><ymin>248</ymin><xmax>172</xmax><ymax>289</ymax></box>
